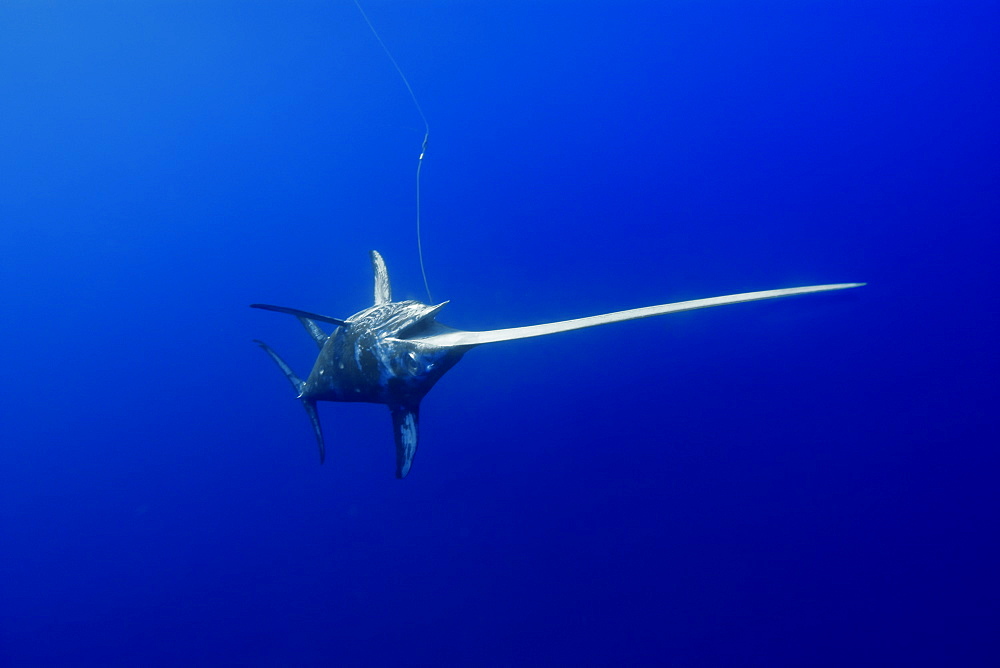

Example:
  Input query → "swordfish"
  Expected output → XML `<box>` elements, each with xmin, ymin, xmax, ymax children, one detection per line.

<box><xmin>252</xmin><ymin>250</ymin><xmax>863</xmax><ymax>478</ymax></box>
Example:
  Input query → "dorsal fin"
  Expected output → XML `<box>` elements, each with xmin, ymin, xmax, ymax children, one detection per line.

<box><xmin>371</xmin><ymin>250</ymin><xmax>392</xmax><ymax>305</ymax></box>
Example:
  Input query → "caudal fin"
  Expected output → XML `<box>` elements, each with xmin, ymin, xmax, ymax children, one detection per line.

<box><xmin>254</xmin><ymin>339</ymin><xmax>326</xmax><ymax>463</ymax></box>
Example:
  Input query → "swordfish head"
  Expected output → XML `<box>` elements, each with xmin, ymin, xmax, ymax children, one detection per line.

<box><xmin>299</xmin><ymin>299</ymin><xmax>467</xmax><ymax>407</ymax></box>
<box><xmin>253</xmin><ymin>250</ymin><xmax>864</xmax><ymax>479</ymax></box>
<box><xmin>251</xmin><ymin>250</ymin><xmax>469</xmax><ymax>478</ymax></box>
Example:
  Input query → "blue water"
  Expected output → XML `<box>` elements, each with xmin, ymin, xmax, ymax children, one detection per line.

<box><xmin>2</xmin><ymin>2</ymin><xmax>997</xmax><ymax>665</ymax></box>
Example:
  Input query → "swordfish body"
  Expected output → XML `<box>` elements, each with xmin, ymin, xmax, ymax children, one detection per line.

<box><xmin>252</xmin><ymin>251</ymin><xmax>863</xmax><ymax>478</ymax></box>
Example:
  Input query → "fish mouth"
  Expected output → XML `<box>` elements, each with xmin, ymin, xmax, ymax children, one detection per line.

<box><xmin>377</xmin><ymin>301</ymin><xmax>450</xmax><ymax>339</ymax></box>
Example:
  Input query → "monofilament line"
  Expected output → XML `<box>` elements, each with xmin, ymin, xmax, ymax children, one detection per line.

<box><xmin>353</xmin><ymin>0</ymin><xmax>433</xmax><ymax>303</ymax></box>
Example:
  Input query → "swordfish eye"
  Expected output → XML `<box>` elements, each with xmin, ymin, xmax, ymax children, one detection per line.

<box><xmin>404</xmin><ymin>350</ymin><xmax>423</xmax><ymax>375</ymax></box>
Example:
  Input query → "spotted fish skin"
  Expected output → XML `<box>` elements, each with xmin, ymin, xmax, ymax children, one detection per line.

<box><xmin>253</xmin><ymin>250</ymin><xmax>863</xmax><ymax>478</ymax></box>
<box><xmin>300</xmin><ymin>300</ymin><xmax>467</xmax><ymax>407</ymax></box>
<box><xmin>252</xmin><ymin>251</ymin><xmax>469</xmax><ymax>477</ymax></box>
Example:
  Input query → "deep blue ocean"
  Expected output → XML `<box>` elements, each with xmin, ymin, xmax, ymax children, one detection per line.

<box><xmin>2</xmin><ymin>2</ymin><xmax>998</xmax><ymax>666</ymax></box>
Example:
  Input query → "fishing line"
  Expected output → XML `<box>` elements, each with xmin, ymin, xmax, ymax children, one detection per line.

<box><xmin>352</xmin><ymin>0</ymin><xmax>433</xmax><ymax>303</ymax></box>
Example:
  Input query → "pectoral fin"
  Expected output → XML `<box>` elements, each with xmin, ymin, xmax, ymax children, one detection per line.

<box><xmin>390</xmin><ymin>406</ymin><xmax>419</xmax><ymax>479</ymax></box>
<box><xmin>250</xmin><ymin>303</ymin><xmax>347</xmax><ymax>327</ymax></box>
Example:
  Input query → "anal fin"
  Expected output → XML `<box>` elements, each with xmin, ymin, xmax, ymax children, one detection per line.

<box><xmin>390</xmin><ymin>405</ymin><xmax>419</xmax><ymax>479</ymax></box>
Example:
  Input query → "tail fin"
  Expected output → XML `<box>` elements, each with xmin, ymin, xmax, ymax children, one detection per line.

<box><xmin>254</xmin><ymin>340</ymin><xmax>326</xmax><ymax>463</ymax></box>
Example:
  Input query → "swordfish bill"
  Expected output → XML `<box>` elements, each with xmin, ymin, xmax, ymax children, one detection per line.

<box><xmin>252</xmin><ymin>250</ymin><xmax>864</xmax><ymax>478</ymax></box>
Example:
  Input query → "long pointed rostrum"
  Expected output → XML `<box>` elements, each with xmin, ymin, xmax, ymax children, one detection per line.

<box><xmin>253</xmin><ymin>251</ymin><xmax>864</xmax><ymax>477</ymax></box>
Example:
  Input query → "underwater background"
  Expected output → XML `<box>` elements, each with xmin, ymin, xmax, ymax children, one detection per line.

<box><xmin>2</xmin><ymin>1</ymin><xmax>997</xmax><ymax>665</ymax></box>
